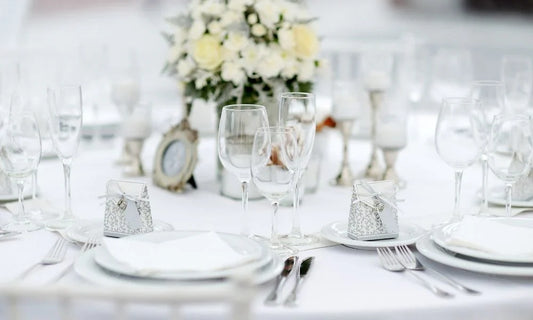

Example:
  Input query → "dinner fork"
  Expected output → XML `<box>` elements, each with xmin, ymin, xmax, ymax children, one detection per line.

<box><xmin>16</xmin><ymin>237</ymin><xmax>67</xmax><ymax>281</ymax></box>
<box><xmin>50</xmin><ymin>232</ymin><xmax>100</xmax><ymax>283</ymax></box>
<box><xmin>376</xmin><ymin>247</ymin><xmax>453</xmax><ymax>298</ymax></box>
<box><xmin>395</xmin><ymin>245</ymin><xmax>480</xmax><ymax>295</ymax></box>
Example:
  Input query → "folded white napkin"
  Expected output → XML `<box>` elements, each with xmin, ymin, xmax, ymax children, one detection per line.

<box><xmin>445</xmin><ymin>216</ymin><xmax>533</xmax><ymax>257</ymax></box>
<box><xmin>103</xmin><ymin>232</ymin><xmax>255</xmax><ymax>273</ymax></box>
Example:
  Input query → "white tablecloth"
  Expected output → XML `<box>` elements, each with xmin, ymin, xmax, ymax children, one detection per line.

<box><xmin>1</xmin><ymin>113</ymin><xmax>533</xmax><ymax>320</ymax></box>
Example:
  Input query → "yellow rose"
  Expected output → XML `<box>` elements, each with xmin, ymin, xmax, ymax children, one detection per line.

<box><xmin>193</xmin><ymin>35</ymin><xmax>223</xmax><ymax>70</ymax></box>
<box><xmin>292</xmin><ymin>24</ymin><xmax>319</xmax><ymax>59</ymax></box>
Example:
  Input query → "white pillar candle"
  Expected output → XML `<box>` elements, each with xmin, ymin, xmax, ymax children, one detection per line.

<box><xmin>375</xmin><ymin>121</ymin><xmax>407</xmax><ymax>150</ymax></box>
<box><xmin>363</xmin><ymin>71</ymin><xmax>391</xmax><ymax>91</ymax></box>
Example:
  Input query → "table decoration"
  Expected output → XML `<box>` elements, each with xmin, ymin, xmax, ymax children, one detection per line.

<box><xmin>163</xmin><ymin>0</ymin><xmax>322</xmax><ymax>197</ymax></box>
<box><xmin>348</xmin><ymin>180</ymin><xmax>399</xmax><ymax>241</ymax></box>
<box><xmin>375</xmin><ymin>109</ymin><xmax>407</xmax><ymax>187</ymax></box>
<box><xmin>153</xmin><ymin>118</ymin><xmax>199</xmax><ymax>192</ymax></box>
<box><xmin>103</xmin><ymin>180</ymin><xmax>153</xmax><ymax>238</ymax></box>
<box><xmin>121</xmin><ymin>104</ymin><xmax>152</xmax><ymax>177</ymax></box>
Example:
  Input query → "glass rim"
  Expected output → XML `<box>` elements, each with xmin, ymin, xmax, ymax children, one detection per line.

<box><xmin>222</xmin><ymin>104</ymin><xmax>266</xmax><ymax>111</ymax></box>
<box><xmin>470</xmin><ymin>80</ymin><xmax>503</xmax><ymax>87</ymax></box>
<box><xmin>256</xmin><ymin>126</ymin><xmax>294</xmax><ymax>133</ymax></box>
<box><xmin>279</xmin><ymin>92</ymin><xmax>315</xmax><ymax>100</ymax></box>
<box><xmin>493</xmin><ymin>113</ymin><xmax>531</xmax><ymax>122</ymax></box>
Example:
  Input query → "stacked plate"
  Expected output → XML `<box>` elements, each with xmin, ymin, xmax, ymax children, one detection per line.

<box><xmin>416</xmin><ymin>217</ymin><xmax>533</xmax><ymax>276</ymax></box>
<box><xmin>74</xmin><ymin>231</ymin><xmax>283</xmax><ymax>288</ymax></box>
<box><xmin>65</xmin><ymin>220</ymin><xmax>174</xmax><ymax>244</ymax></box>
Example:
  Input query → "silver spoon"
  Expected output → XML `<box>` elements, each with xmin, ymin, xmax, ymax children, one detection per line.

<box><xmin>265</xmin><ymin>256</ymin><xmax>298</xmax><ymax>305</ymax></box>
<box><xmin>284</xmin><ymin>256</ymin><xmax>314</xmax><ymax>306</ymax></box>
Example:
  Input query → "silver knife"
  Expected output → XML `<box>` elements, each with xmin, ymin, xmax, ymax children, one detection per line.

<box><xmin>265</xmin><ymin>256</ymin><xmax>298</xmax><ymax>305</ymax></box>
<box><xmin>284</xmin><ymin>256</ymin><xmax>314</xmax><ymax>307</ymax></box>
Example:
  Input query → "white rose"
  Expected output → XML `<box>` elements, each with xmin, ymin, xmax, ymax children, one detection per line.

<box><xmin>188</xmin><ymin>19</ymin><xmax>206</xmax><ymax>40</ymax></box>
<box><xmin>292</xmin><ymin>24</ymin><xmax>319</xmax><ymax>59</ymax></box>
<box><xmin>176</xmin><ymin>57</ymin><xmax>195</xmax><ymax>77</ymax></box>
<box><xmin>251</xmin><ymin>24</ymin><xmax>267</xmax><ymax>37</ymax></box>
<box><xmin>200</xmin><ymin>2</ymin><xmax>224</xmax><ymax>16</ymax></box>
<box><xmin>247</xmin><ymin>13</ymin><xmax>258</xmax><ymax>25</ymax></box>
<box><xmin>220</xmin><ymin>10</ymin><xmax>241</xmax><ymax>27</ymax></box>
<box><xmin>221</xmin><ymin>61</ymin><xmax>246</xmax><ymax>85</ymax></box>
<box><xmin>255</xmin><ymin>0</ymin><xmax>280</xmax><ymax>28</ymax></box>
<box><xmin>278</xmin><ymin>27</ymin><xmax>295</xmax><ymax>51</ymax></box>
<box><xmin>242</xmin><ymin>44</ymin><xmax>266</xmax><ymax>75</ymax></box>
<box><xmin>223</xmin><ymin>32</ymin><xmax>248</xmax><ymax>52</ymax></box>
<box><xmin>257</xmin><ymin>49</ymin><xmax>284</xmax><ymax>79</ymax></box>
<box><xmin>167</xmin><ymin>45</ymin><xmax>183</xmax><ymax>63</ymax></box>
<box><xmin>280</xmin><ymin>2</ymin><xmax>298</xmax><ymax>21</ymax></box>
<box><xmin>192</xmin><ymin>34</ymin><xmax>223</xmax><ymax>70</ymax></box>
<box><xmin>281</xmin><ymin>56</ymin><xmax>298</xmax><ymax>79</ymax></box>
<box><xmin>228</xmin><ymin>0</ymin><xmax>251</xmax><ymax>12</ymax></box>
<box><xmin>207</xmin><ymin>21</ymin><xmax>222</xmax><ymax>35</ymax></box>
<box><xmin>195</xmin><ymin>73</ymin><xmax>209</xmax><ymax>89</ymax></box>
<box><xmin>297</xmin><ymin>60</ymin><xmax>315</xmax><ymax>81</ymax></box>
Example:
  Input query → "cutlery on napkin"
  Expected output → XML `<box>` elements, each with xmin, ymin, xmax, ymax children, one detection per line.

<box><xmin>444</xmin><ymin>216</ymin><xmax>533</xmax><ymax>257</ymax></box>
<box><xmin>102</xmin><ymin>232</ymin><xmax>257</xmax><ymax>273</ymax></box>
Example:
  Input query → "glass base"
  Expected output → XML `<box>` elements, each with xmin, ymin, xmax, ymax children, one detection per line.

<box><xmin>45</xmin><ymin>217</ymin><xmax>78</xmax><ymax>230</ymax></box>
<box><xmin>250</xmin><ymin>235</ymin><xmax>298</xmax><ymax>255</ymax></box>
<box><xmin>3</xmin><ymin>220</ymin><xmax>42</xmax><ymax>233</ymax></box>
<box><xmin>280</xmin><ymin>233</ymin><xmax>319</xmax><ymax>246</ymax></box>
<box><xmin>28</xmin><ymin>209</ymin><xmax>61</xmax><ymax>222</ymax></box>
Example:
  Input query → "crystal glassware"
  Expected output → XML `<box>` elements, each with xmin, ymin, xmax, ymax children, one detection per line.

<box><xmin>501</xmin><ymin>55</ymin><xmax>532</xmax><ymax>113</ymax></box>
<box><xmin>469</xmin><ymin>80</ymin><xmax>505</xmax><ymax>215</ymax></box>
<box><xmin>331</xmin><ymin>80</ymin><xmax>359</xmax><ymax>186</ymax></box>
<box><xmin>487</xmin><ymin>114</ymin><xmax>533</xmax><ymax>217</ymax></box>
<box><xmin>375</xmin><ymin>112</ymin><xmax>408</xmax><ymax>188</ymax></box>
<box><xmin>251</xmin><ymin>127</ymin><xmax>298</xmax><ymax>250</ymax></box>
<box><xmin>46</xmin><ymin>85</ymin><xmax>83</xmax><ymax>229</ymax></box>
<box><xmin>0</xmin><ymin>110</ymin><xmax>42</xmax><ymax>232</ymax></box>
<box><xmin>435</xmin><ymin>97</ymin><xmax>481</xmax><ymax>222</ymax></box>
<box><xmin>218</xmin><ymin>104</ymin><xmax>269</xmax><ymax>237</ymax></box>
<box><xmin>278</xmin><ymin>92</ymin><xmax>316</xmax><ymax>245</ymax></box>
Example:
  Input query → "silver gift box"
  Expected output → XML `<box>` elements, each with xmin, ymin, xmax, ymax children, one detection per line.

<box><xmin>104</xmin><ymin>180</ymin><xmax>153</xmax><ymax>238</ymax></box>
<box><xmin>348</xmin><ymin>180</ymin><xmax>399</xmax><ymax>241</ymax></box>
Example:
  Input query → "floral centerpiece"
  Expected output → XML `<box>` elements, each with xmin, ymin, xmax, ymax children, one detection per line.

<box><xmin>163</xmin><ymin>0</ymin><xmax>322</xmax><ymax>116</ymax></box>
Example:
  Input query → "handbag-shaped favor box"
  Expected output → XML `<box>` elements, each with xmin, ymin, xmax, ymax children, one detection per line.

<box><xmin>104</xmin><ymin>180</ymin><xmax>153</xmax><ymax>237</ymax></box>
<box><xmin>348</xmin><ymin>180</ymin><xmax>399</xmax><ymax>241</ymax></box>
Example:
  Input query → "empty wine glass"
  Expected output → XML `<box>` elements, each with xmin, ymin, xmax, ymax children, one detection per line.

<box><xmin>487</xmin><ymin>114</ymin><xmax>533</xmax><ymax>217</ymax></box>
<box><xmin>218</xmin><ymin>104</ymin><xmax>269</xmax><ymax>237</ymax></box>
<box><xmin>251</xmin><ymin>127</ymin><xmax>297</xmax><ymax>250</ymax></box>
<box><xmin>0</xmin><ymin>110</ymin><xmax>42</xmax><ymax>232</ymax></box>
<box><xmin>278</xmin><ymin>92</ymin><xmax>316</xmax><ymax>245</ymax></box>
<box><xmin>435</xmin><ymin>97</ymin><xmax>481</xmax><ymax>222</ymax></box>
<box><xmin>47</xmin><ymin>85</ymin><xmax>83</xmax><ymax>229</ymax></box>
<box><xmin>501</xmin><ymin>55</ymin><xmax>532</xmax><ymax>113</ymax></box>
<box><xmin>469</xmin><ymin>80</ymin><xmax>506</xmax><ymax>215</ymax></box>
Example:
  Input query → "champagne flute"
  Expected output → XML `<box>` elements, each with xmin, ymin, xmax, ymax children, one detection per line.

<box><xmin>46</xmin><ymin>85</ymin><xmax>83</xmax><ymax>229</ymax></box>
<box><xmin>0</xmin><ymin>110</ymin><xmax>42</xmax><ymax>232</ymax></box>
<box><xmin>218</xmin><ymin>104</ymin><xmax>269</xmax><ymax>237</ymax></box>
<box><xmin>501</xmin><ymin>55</ymin><xmax>532</xmax><ymax>113</ymax></box>
<box><xmin>435</xmin><ymin>97</ymin><xmax>481</xmax><ymax>222</ymax></box>
<box><xmin>487</xmin><ymin>114</ymin><xmax>533</xmax><ymax>217</ymax></box>
<box><xmin>278</xmin><ymin>92</ymin><xmax>316</xmax><ymax>245</ymax></box>
<box><xmin>251</xmin><ymin>127</ymin><xmax>297</xmax><ymax>250</ymax></box>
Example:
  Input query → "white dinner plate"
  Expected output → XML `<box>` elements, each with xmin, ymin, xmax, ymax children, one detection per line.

<box><xmin>432</xmin><ymin>218</ymin><xmax>533</xmax><ymax>264</ymax></box>
<box><xmin>94</xmin><ymin>231</ymin><xmax>272</xmax><ymax>280</ymax></box>
<box><xmin>416</xmin><ymin>234</ymin><xmax>533</xmax><ymax>276</ymax></box>
<box><xmin>75</xmin><ymin>248</ymin><xmax>282</xmax><ymax>287</ymax></box>
<box><xmin>320</xmin><ymin>221</ymin><xmax>426</xmax><ymax>250</ymax></box>
<box><xmin>480</xmin><ymin>186</ymin><xmax>533</xmax><ymax>208</ymax></box>
<box><xmin>66</xmin><ymin>219</ymin><xmax>174</xmax><ymax>244</ymax></box>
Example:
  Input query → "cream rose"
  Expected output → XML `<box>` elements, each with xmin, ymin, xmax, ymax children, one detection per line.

<box><xmin>292</xmin><ymin>24</ymin><xmax>319</xmax><ymax>59</ymax></box>
<box><xmin>192</xmin><ymin>35</ymin><xmax>223</xmax><ymax>70</ymax></box>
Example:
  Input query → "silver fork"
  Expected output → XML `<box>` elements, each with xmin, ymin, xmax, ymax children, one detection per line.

<box><xmin>395</xmin><ymin>245</ymin><xmax>480</xmax><ymax>295</ymax></box>
<box><xmin>50</xmin><ymin>232</ymin><xmax>100</xmax><ymax>283</ymax></box>
<box><xmin>376</xmin><ymin>247</ymin><xmax>453</xmax><ymax>298</ymax></box>
<box><xmin>16</xmin><ymin>237</ymin><xmax>67</xmax><ymax>281</ymax></box>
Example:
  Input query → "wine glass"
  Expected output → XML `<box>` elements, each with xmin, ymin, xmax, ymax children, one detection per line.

<box><xmin>251</xmin><ymin>127</ymin><xmax>297</xmax><ymax>250</ymax></box>
<box><xmin>218</xmin><ymin>104</ymin><xmax>269</xmax><ymax>237</ymax></box>
<box><xmin>487</xmin><ymin>114</ymin><xmax>533</xmax><ymax>217</ymax></box>
<box><xmin>469</xmin><ymin>80</ymin><xmax>506</xmax><ymax>215</ymax></box>
<box><xmin>435</xmin><ymin>97</ymin><xmax>481</xmax><ymax>222</ymax></box>
<box><xmin>0</xmin><ymin>110</ymin><xmax>42</xmax><ymax>232</ymax></box>
<box><xmin>278</xmin><ymin>92</ymin><xmax>316</xmax><ymax>245</ymax></box>
<box><xmin>501</xmin><ymin>55</ymin><xmax>532</xmax><ymax>113</ymax></box>
<box><xmin>46</xmin><ymin>85</ymin><xmax>83</xmax><ymax>229</ymax></box>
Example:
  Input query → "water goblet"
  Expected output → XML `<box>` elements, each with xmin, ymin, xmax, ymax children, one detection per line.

<box><xmin>278</xmin><ymin>92</ymin><xmax>317</xmax><ymax>245</ymax></box>
<box><xmin>487</xmin><ymin>114</ymin><xmax>533</xmax><ymax>217</ymax></box>
<box><xmin>501</xmin><ymin>55</ymin><xmax>532</xmax><ymax>113</ymax></box>
<box><xmin>0</xmin><ymin>111</ymin><xmax>42</xmax><ymax>232</ymax></box>
<box><xmin>218</xmin><ymin>104</ymin><xmax>269</xmax><ymax>237</ymax></box>
<box><xmin>46</xmin><ymin>85</ymin><xmax>83</xmax><ymax>229</ymax></box>
<box><xmin>435</xmin><ymin>97</ymin><xmax>482</xmax><ymax>222</ymax></box>
<box><xmin>469</xmin><ymin>81</ymin><xmax>506</xmax><ymax>215</ymax></box>
<box><xmin>251</xmin><ymin>127</ymin><xmax>298</xmax><ymax>250</ymax></box>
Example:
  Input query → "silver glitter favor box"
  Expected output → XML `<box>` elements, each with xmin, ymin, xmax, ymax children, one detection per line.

<box><xmin>348</xmin><ymin>180</ymin><xmax>399</xmax><ymax>241</ymax></box>
<box><xmin>104</xmin><ymin>180</ymin><xmax>153</xmax><ymax>238</ymax></box>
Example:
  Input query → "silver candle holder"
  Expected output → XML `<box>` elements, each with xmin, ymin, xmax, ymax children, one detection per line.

<box><xmin>362</xmin><ymin>90</ymin><xmax>385</xmax><ymax>180</ymax></box>
<box><xmin>332</xmin><ymin>120</ymin><xmax>355</xmax><ymax>186</ymax></box>
<box><xmin>122</xmin><ymin>139</ymin><xmax>145</xmax><ymax>177</ymax></box>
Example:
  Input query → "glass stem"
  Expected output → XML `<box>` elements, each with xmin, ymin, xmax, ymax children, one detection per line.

<box><xmin>271</xmin><ymin>201</ymin><xmax>280</xmax><ymax>247</ymax></box>
<box><xmin>453</xmin><ymin>170</ymin><xmax>463</xmax><ymax>221</ymax></box>
<box><xmin>481</xmin><ymin>155</ymin><xmax>489</xmax><ymax>214</ymax></box>
<box><xmin>63</xmin><ymin>159</ymin><xmax>73</xmax><ymax>220</ymax></box>
<box><xmin>31</xmin><ymin>171</ymin><xmax>37</xmax><ymax>200</ymax></box>
<box><xmin>16</xmin><ymin>180</ymin><xmax>25</xmax><ymax>222</ymax></box>
<box><xmin>241</xmin><ymin>181</ymin><xmax>250</xmax><ymax>237</ymax></box>
<box><xmin>290</xmin><ymin>174</ymin><xmax>303</xmax><ymax>239</ymax></box>
<box><xmin>505</xmin><ymin>182</ymin><xmax>513</xmax><ymax>218</ymax></box>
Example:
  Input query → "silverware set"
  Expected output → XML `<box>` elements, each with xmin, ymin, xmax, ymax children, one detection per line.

<box><xmin>265</xmin><ymin>256</ymin><xmax>314</xmax><ymax>307</ymax></box>
<box><xmin>377</xmin><ymin>245</ymin><xmax>480</xmax><ymax>298</ymax></box>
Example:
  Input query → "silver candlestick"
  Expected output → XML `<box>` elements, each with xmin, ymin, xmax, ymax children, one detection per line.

<box><xmin>331</xmin><ymin>120</ymin><xmax>355</xmax><ymax>186</ymax></box>
<box><xmin>381</xmin><ymin>148</ymin><xmax>406</xmax><ymax>188</ymax></box>
<box><xmin>122</xmin><ymin>139</ymin><xmax>145</xmax><ymax>176</ymax></box>
<box><xmin>362</xmin><ymin>90</ymin><xmax>385</xmax><ymax>180</ymax></box>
